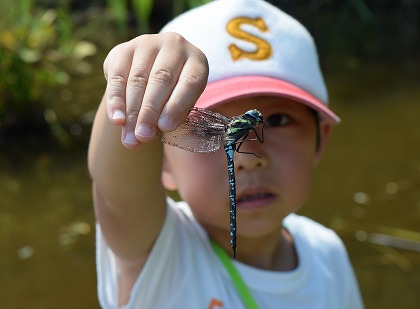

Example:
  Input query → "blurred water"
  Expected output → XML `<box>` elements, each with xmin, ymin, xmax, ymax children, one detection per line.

<box><xmin>0</xmin><ymin>64</ymin><xmax>419</xmax><ymax>308</ymax></box>
<box><xmin>0</xmin><ymin>148</ymin><xmax>98</xmax><ymax>308</ymax></box>
<box><xmin>305</xmin><ymin>64</ymin><xmax>420</xmax><ymax>308</ymax></box>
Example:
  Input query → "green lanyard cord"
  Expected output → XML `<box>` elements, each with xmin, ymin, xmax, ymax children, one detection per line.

<box><xmin>210</xmin><ymin>240</ymin><xmax>260</xmax><ymax>309</ymax></box>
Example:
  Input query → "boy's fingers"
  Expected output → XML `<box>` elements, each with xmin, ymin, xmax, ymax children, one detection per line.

<box><xmin>121</xmin><ymin>114</ymin><xmax>141</xmax><ymax>148</ymax></box>
<box><xmin>123</xmin><ymin>44</ymin><xmax>158</xmax><ymax>147</ymax></box>
<box><xmin>103</xmin><ymin>32</ymin><xmax>209</xmax><ymax>147</ymax></box>
<box><xmin>134</xmin><ymin>35</ymin><xmax>188</xmax><ymax>142</ymax></box>
<box><xmin>158</xmin><ymin>54</ymin><xmax>209</xmax><ymax>132</ymax></box>
<box><xmin>103</xmin><ymin>43</ymin><xmax>133</xmax><ymax>125</ymax></box>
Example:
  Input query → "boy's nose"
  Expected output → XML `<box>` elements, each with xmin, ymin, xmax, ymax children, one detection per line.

<box><xmin>234</xmin><ymin>144</ymin><xmax>268</xmax><ymax>171</ymax></box>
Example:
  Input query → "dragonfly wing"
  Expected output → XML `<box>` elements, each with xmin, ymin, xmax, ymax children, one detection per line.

<box><xmin>161</xmin><ymin>108</ymin><xmax>228</xmax><ymax>153</ymax></box>
<box><xmin>188</xmin><ymin>107</ymin><xmax>230</xmax><ymax>126</ymax></box>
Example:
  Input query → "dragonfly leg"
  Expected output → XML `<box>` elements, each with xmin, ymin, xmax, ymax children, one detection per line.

<box><xmin>253</xmin><ymin>125</ymin><xmax>264</xmax><ymax>143</ymax></box>
<box><xmin>234</xmin><ymin>134</ymin><xmax>262</xmax><ymax>158</ymax></box>
<box><xmin>235</xmin><ymin>125</ymin><xmax>264</xmax><ymax>145</ymax></box>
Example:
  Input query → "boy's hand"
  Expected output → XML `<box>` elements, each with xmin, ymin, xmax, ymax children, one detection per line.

<box><xmin>103</xmin><ymin>32</ymin><xmax>209</xmax><ymax>148</ymax></box>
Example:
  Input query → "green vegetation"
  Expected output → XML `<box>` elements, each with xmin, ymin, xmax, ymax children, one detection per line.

<box><xmin>0</xmin><ymin>0</ymin><xmax>97</xmax><ymax>137</ymax></box>
<box><xmin>0</xmin><ymin>0</ymin><xmax>211</xmax><ymax>144</ymax></box>
<box><xmin>105</xmin><ymin>0</ymin><xmax>211</xmax><ymax>34</ymax></box>
<box><xmin>106</xmin><ymin>0</ymin><xmax>154</xmax><ymax>33</ymax></box>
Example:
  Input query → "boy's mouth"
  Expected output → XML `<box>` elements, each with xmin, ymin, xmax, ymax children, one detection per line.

<box><xmin>236</xmin><ymin>190</ymin><xmax>276</xmax><ymax>209</ymax></box>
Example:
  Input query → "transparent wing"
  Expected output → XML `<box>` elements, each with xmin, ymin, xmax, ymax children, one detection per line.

<box><xmin>161</xmin><ymin>107</ymin><xmax>229</xmax><ymax>153</ymax></box>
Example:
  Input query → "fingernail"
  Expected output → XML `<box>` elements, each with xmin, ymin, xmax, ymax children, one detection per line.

<box><xmin>112</xmin><ymin>109</ymin><xmax>125</xmax><ymax>120</ymax></box>
<box><xmin>158</xmin><ymin>116</ymin><xmax>174</xmax><ymax>131</ymax></box>
<box><xmin>135</xmin><ymin>124</ymin><xmax>155</xmax><ymax>138</ymax></box>
<box><xmin>123</xmin><ymin>132</ymin><xmax>138</xmax><ymax>145</ymax></box>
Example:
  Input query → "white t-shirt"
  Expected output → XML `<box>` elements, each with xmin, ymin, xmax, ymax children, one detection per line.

<box><xmin>96</xmin><ymin>198</ymin><xmax>363</xmax><ymax>309</ymax></box>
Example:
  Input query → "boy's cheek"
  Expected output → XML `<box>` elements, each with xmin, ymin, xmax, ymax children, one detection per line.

<box><xmin>163</xmin><ymin>149</ymin><xmax>227</xmax><ymax>192</ymax></box>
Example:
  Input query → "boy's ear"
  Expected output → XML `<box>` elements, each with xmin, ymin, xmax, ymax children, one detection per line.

<box><xmin>161</xmin><ymin>156</ymin><xmax>178</xmax><ymax>191</ymax></box>
<box><xmin>313</xmin><ymin>121</ymin><xmax>332</xmax><ymax>167</ymax></box>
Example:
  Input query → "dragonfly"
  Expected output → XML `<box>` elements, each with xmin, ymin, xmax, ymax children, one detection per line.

<box><xmin>161</xmin><ymin>107</ymin><xmax>265</xmax><ymax>258</ymax></box>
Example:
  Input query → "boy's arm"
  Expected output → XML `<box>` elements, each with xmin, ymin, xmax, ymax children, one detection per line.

<box><xmin>88</xmin><ymin>98</ymin><xmax>166</xmax><ymax>262</ymax></box>
<box><xmin>88</xmin><ymin>33</ymin><xmax>208</xmax><ymax>292</ymax></box>
<box><xmin>89</xmin><ymin>99</ymin><xmax>168</xmax><ymax>305</ymax></box>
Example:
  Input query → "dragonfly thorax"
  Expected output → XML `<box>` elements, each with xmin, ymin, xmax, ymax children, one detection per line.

<box><xmin>225</xmin><ymin>109</ymin><xmax>264</xmax><ymax>142</ymax></box>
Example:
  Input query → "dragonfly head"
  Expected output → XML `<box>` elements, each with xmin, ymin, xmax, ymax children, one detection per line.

<box><xmin>244</xmin><ymin>109</ymin><xmax>264</xmax><ymax>125</ymax></box>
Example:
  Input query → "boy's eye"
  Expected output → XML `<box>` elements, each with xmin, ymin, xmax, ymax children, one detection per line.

<box><xmin>265</xmin><ymin>113</ymin><xmax>291</xmax><ymax>127</ymax></box>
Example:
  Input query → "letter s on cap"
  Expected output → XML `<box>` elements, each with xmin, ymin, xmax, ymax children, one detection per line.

<box><xmin>226</xmin><ymin>17</ymin><xmax>272</xmax><ymax>61</ymax></box>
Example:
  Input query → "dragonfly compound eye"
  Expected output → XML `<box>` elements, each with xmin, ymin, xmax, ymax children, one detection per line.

<box><xmin>244</xmin><ymin>109</ymin><xmax>264</xmax><ymax>124</ymax></box>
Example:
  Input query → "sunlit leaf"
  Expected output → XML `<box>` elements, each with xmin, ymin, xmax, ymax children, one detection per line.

<box><xmin>19</xmin><ymin>48</ymin><xmax>41</xmax><ymax>63</ymax></box>
<box><xmin>40</xmin><ymin>9</ymin><xmax>57</xmax><ymax>26</ymax></box>
<box><xmin>72</xmin><ymin>41</ymin><xmax>97</xmax><ymax>59</ymax></box>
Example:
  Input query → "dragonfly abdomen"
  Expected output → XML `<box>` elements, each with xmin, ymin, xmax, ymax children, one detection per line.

<box><xmin>224</xmin><ymin>143</ymin><xmax>237</xmax><ymax>258</ymax></box>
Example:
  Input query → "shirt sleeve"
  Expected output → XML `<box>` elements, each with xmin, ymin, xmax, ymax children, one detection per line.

<box><xmin>338</xmin><ymin>243</ymin><xmax>364</xmax><ymax>309</ymax></box>
<box><xmin>95</xmin><ymin>201</ymin><xmax>179</xmax><ymax>309</ymax></box>
<box><xmin>284</xmin><ymin>214</ymin><xmax>364</xmax><ymax>308</ymax></box>
<box><xmin>95</xmin><ymin>198</ymin><xmax>209</xmax><ymax>309</ymax></box>
<box><xmin>96</xmin><ymin>223</ymin><xmax>119</xmax><ymax>309</ymax></box>
<box><xmin>318</xmin><ymin>226</ymin><xmax>364</xmax><ymax>308</ymax></box>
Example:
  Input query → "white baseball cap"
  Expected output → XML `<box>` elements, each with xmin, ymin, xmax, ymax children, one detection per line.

<box><xmin>160</xmin><ymin>0</ymin><xmax>340</xmax><ymax>124</ymax></box>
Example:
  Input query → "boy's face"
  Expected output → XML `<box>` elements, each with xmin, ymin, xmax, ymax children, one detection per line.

<box><xmin>162</xmin><ymin>96</ymin><xmax>331</xmax><ymax>240</ymax></box>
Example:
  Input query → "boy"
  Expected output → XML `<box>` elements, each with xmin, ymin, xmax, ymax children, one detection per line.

<box><xmin>88</xmin><ymin>0</ymin><xmax>363</xmax><ymax>308</ymax></box>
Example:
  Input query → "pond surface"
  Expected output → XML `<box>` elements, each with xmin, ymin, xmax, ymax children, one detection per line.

<box><xmin>1</xmin><ymin>62</ymin><xmax>419</xmax><ymax>308</ymax></box>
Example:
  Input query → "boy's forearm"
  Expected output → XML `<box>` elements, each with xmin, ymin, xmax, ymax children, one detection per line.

<box><xmin>88</xmin><ymin>96</ymin><xmax>167</xmax><ymax>259</ymax></box>
<box><xmin>89</xmin><ymin>96</ymin><xmax>164</xmax><ymax>202</ymax></box>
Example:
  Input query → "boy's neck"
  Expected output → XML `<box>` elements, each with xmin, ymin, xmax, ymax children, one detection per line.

<box><xmin>238</xmin><ymin>228</ymin><xmax>298</xmax><ymax>271</ymax></box>
<box><xmin>210</xmin><ymin>227</ymin><xmax>298</xmax><ymax>271</ymax></box>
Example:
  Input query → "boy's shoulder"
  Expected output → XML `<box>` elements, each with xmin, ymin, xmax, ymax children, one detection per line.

<box><xmin>284</xmin><ymin>213</ymin><xmax>347</xmax><ymax>258</ymax></box>
<box><xmin>285</xmin><ymin>213</ymin><xmax>339</xmax><ymax>237</ymax></box>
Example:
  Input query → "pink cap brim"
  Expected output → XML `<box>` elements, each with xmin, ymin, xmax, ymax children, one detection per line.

<box><xmin>195</xmin><ymin>76</ymin><xmax>341</xmax><ymax>124</ymax></box>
